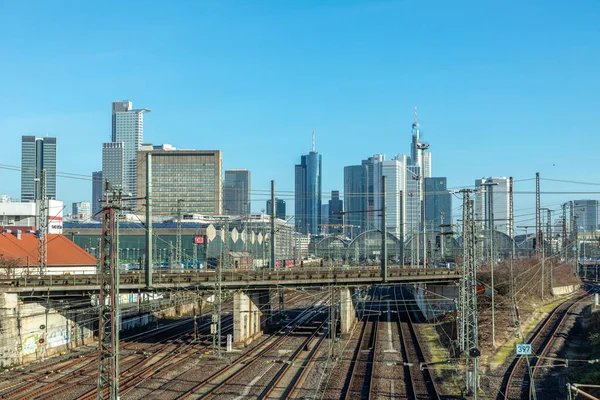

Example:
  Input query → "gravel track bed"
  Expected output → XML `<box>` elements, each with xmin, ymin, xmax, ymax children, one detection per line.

<box><xmin>372</xmin><ymin>312</ymin><xmax>407</xmax><ymax>399</ymax></box>
<box><xmin>207</xmin><ymin>329</ymin><xmax>318</xmax><ymax>399</ymax></box>
<box><xmin>529</xmin><ymin>298</ymin><xmax>588</xmax><ymax>399</ymax></box>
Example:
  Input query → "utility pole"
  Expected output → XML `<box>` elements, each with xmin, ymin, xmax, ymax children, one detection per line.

<box><xmin>569</xmin><ymin>201</ymin><xmax>575</xmax><ymax>263</ymax></box>
<box><xmin>483</xmin><ymin>181</ymin><xmax>498</xmax><ymax>347</ymax></box>
<box><xmin>509</xmin><ymin>177</ymin><xmax>516</xmax><ymax>326</ymax></box>
<box><xmin>440</xmin><ymin>212</ymin><xmax>445</xmax><ymax>261</ymax></box>
<box><xmin>381</xmin><ymin>175</ymin><xmax>388</xmax><ymax>281</ymax></box>
<box><xmin>561</xmin><ymin>203</ymin><xmax>568</xmax><ymax>262</ymax></box>
<box><xmin>97</xmin><ymin>183</ymin><xmax>122</xmax><ymax>400</ymax></box>
<box><xmin>548</xmin><ymin>208</ymin><xmax>553</xmax><ymax>290</ymax></box>
<box><xmin>535</xmin><ymin>172</ymin><xmax>541</xmax><ymax>258</ymax></box>
<box><xmin>270</xmin><ymin>180</ymin><xmax>276</xmax><ymax>270</ymax></box>
<box><xmin>418</xmin><ymin>143</ymin><xmax>430</xmax><ymax>267</ymax></box>
<box><xmin>176</xmin><ymin>199</ymin><xmax>183</xmax><ymax>266</ymax></box>
<box><xmin>145</xmin><ymin>153</ymin><xmax>153</xmax><ymax>288</ymax></box>
<box><xmin>37</xmin><ymin>169</ymin><xmax>48</xmax><ymax>275</ymax></box>
<box><xmin>458</xmin><ymin>189</ymin><xmax>480</xmax><ymax>398</ymax></box>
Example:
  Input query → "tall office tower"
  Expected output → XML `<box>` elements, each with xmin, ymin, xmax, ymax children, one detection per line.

<box><xmin>343</xmin><ymin>165</ymin><xmax>367</xmax><ymax>238</ymax></box>
<box><xmin>425</xmin><ymin>177</ymin><xmax>452</xmax><ymax>232</ymax></box>
<box><xmin>223</xmin><ymin>169</ymin><xmax>251</xmax><ymax>216</ymax></box>
<box><xmin>101</xmin><ymin>142</ymin><xmax>124</xmax><ymax>191</ymax></box>
<box><xmin>343</xmin><ymin>154</ymin><xmax>385</xmax><ymax>237</ymax></box>
<box><xmin>137</xmin><ymin>146</ymin><xmax>222</xmax><ymax>216</ymax></box>
<box><xmin>327</xmin><ymin>190</ymin><xmax>344</xmax><ymax>233</ymax></box>
<box><xmin>328</xmin><ymin>190</ymin><xmax>343</xmax><ymax>234</ymax></box>
<box><xmin>72</xmin><ymin>201</ymin><xmax>91</xmax><ymax>221</ymax></box>
<box><xmin>382</xmin><ymin>155</ymin><xmax>420</xmax><ymax>241</ymax></box>
<box><xmin>409</xmin><ymin>109</ymin><xmax>431</xmax><ymax>177</ymax></box>
<box><xmin>474</xmin><ymin>177</ymin><xmax>510</xmax><ymax>235</ymax></box>
<box><xmin>91</xmin><ymin>171</ymin><xmax>103</xmax><ymax>218</ymax></box>
<box><xmin>294</xmin><ymin>137</ymin><xmax>322</xmax><ymax>235</ymax></box>
<box><xmin>363</xmin><ymin>154</ymin><xmax>385</xmax><ymax>231</ymax></box>
<box><xmin>111</xmin><ymin>100</ymin><xmax>150</xmax><ymax>198</ymax></box>
<box><xmin>266</xmin><ymin>198</ymin><xmax>286</xmax><ymax>220</ymax></box>
<box><xmin>573</xmin><ymin>200</ymin><xmax>599</xmax><ymax>232</ymax></box>
<box><xmin>21</xmin><ymin>136</ymin><xmax>57</xmax><ymax>201</ymax></box>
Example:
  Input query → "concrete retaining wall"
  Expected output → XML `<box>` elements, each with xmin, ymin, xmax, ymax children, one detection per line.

<box><xmin>412</xmin><ymin>283</ymin><xmax>458</xmax><ymax>320</ymax></box>
<box><xmin>551</xmin><ymin>284</ymin><xmax>579</xmax><ymax>296</ymax></box>
<box><xmin>0</xmin><ymin>292</ymin><xmax>200</xmax><ymax>369</ymax></box>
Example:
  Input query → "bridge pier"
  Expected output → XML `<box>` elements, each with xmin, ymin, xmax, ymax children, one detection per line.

<box><xmin>0</xmin><ymin>293</ymin><xmax>19</xmax><ymax>367</ymax></box>
<box><xmin>233</xmin><ymin>290</ymin><xmax>270</xmax><ymax>346</ymax></box>
<box><xmin>411</xmin><ymin>283</ymin><xmax>458</xmax><ymax>320</ymax></box>
<box><xmin>339</xmin><ymin>287</ymin><xmax>357</xmax><ymax>334</ymax></box>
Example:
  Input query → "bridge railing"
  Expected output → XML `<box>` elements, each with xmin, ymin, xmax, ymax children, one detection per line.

<box><xmin>0</xmin><ymin>266</ymin><xmax>460</xmax><ymax>290</ymax></box>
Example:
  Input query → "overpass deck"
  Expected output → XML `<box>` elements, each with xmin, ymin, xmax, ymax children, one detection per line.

<box><xmin>0</xmin><ymin>267</ymin><xmax>460</xmax><ymax>295</ymax></box>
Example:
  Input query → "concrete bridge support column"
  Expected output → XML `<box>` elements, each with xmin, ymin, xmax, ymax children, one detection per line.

<box><xmin>233</xmin><ymin>291</ymin><xmax>251</xmax><ymax>345</ymax></box>
<box><xmin>233</xmin><ymin>290</ymin><xmax>267</xmax><ymax>346</ymax></box>
<box><xmin>339</xmin><ymin>287</ymin><xmax>356</xmax><ymax>334</ymax></box>
<box><xmin>0</xmin><ymin>293</ymin><xmax>20</xmax><ymax>368</ymax></box>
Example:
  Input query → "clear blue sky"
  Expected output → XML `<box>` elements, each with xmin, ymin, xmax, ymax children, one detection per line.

<box><xmin>0</xmin><ymin>0</ymin><xmax>599</xmax><ymax>229</ymax></box>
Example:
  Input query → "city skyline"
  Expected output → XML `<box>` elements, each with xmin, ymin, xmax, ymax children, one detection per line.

<box><xmin>1</xmin><ymin>1</ymin><xmax>599</xmax><ymax>233</ymax></box>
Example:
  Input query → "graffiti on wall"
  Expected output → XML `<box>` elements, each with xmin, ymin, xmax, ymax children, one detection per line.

<box><xmin>21</xmin><ymin>334</ymin><xmax>38</xmax><ymax>355</ymax></box>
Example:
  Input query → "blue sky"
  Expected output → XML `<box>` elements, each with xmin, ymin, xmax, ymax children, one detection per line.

<box><xmin>0</xmin><ymin>0</ymin><xmax>599</xmax><ymax>229</ymax></box>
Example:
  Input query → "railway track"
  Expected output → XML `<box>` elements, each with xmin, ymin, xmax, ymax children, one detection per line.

<box><xmin>395</xmin><ymin>285</ymin><xmax>442</xmax><ymax>400</ymax></box>
<box><xmin>342</xmin><ymin>287</ymin><xmax>380</xmax><ymax>400</ymax></box>
<box><xmin>0</xmin><ymin>289</ymin><xmax>321</xmax><ymax>399</ymax></box>
<box><xmin>501</xmin><ymin>288</ymin><xmax>590</xmax><ymax>400</ymax></box>
<box><xmin>177</xmin><ymin>298</ymin><xmax>329</xmax><ymax>399</ymax></box>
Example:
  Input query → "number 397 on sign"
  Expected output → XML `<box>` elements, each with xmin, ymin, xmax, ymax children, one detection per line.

<box><xmin>516</xmin><ymin>344</ymin><xmax>532</xmax><ymax>355</ymax></box>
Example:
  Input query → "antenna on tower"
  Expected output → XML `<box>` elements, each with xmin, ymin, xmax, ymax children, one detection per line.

<box><xmin>312</xmin><ymin>131</ymin><xmax>315</xmax><ymax>152</ymax></box>
<box><xmin>412</xmin><ymin>105</ymin><xmax>419</xmax><ymax>128</ymax></box>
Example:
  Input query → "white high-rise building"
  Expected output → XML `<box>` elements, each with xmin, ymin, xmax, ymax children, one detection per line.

<box><xmin>382</xmin><ymin>155</ymin><xmax>420</xmax><ymax>241</ymax></box>
<box><xmin>474</xmin><ymin>177</ymin><xmax>510</xmax><ymax>235</ymax></box>
<box><xmin>111</xmin><ymin>101</ymin><xmax>150</xmax><ymax>197</ymax></box>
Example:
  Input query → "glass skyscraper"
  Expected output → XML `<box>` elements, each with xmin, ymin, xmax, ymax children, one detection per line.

<box><xmin>111</xmin><ymin>101</ymin><xmax>150</xmax><ymax>197</ymax></box>
<box><xmin>266</xmin><ymin>198</ymin><xmax>286</xmax><ymax>220</ymax></box>
<box><xmin>21</xmin><ymin>136</ymin><xmax>57</xmax><ymax>201</ymax></box>
<box><xmin>295</xmin><ymin>151</ymin><xmax>322</xmax><ymax>235</ymax></box>
<box><xmin>425</xmin><ymin>177</ymin><xmax>452</xmax><ymax>232</ymax></box>
<box><xmin>573</xmin><ymin>200</ymin><xmax>599</xmax><ymax>232</ymax></box>
<box><xmin>91</xmin><ymin>171</ymin><xmax>103</xmax><ymax>218</ymax></box>
<box><xmin>223</xmin><ymin>169</ymin><xmax>251</xmax><ymax>216</ymax></box>
<box><xmin>328</xmin><ymin>190</ymin><xmax>343</xmax><ymax>234</ymax></box>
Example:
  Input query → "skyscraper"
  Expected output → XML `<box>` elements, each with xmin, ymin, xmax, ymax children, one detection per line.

<box><xmin>328</xmin><ymin>190</ymin><xmax>343</xmax><ymax>234</ymax></box>
<box><xmin>136</xmin><ymin>146</ymin><xmax>222</xmax><ymax>216</ymax></box>
<box><xmin>101</xmin><ymin>142</ymin><xmax>124</xmax><ymax>191</ymax></box>
<box><xmin>475</xmin><ymin>177</ymin><xmax>510</xmax><ymax>235</ymax></box>
<box><xmin>294</xmin><ymin>138</ymin><xmax>322</xmax><ymax>235</ymax></box>
<box><xmin>573</xmin><ymin>200</ymin><xmax>599</xmax><ymax>232</ymax></box>
<box><xmin>111</xmin><ymin>100</ymin><xmax>150</xmax><ymax>197</ymax></box>
<box><xmin>21</xmin><ymin>136</ymin><xmax>57</xmax><ymax>201</ymax></box>
<box><xmin>343</xmin><ymin>154</ymin><xmax>386</xmax><ymax>237</ymax></box>
<box><xmin>223</xmin><ymin>169</ymin><xmax>251</xmax><ymax>216</ymax></box>
<box><xmin>409</xmin><ymin>109</ymin><xmax>431</xmax><ymax>178</ymax></box>
<box><xmin>381</xmin><ymin>155</ymin><xmax>422</xmax><ymax>241</ymax></box>
<box><xmin>266</xmin><ymin>198</ymin><xmax>286</xmax><ymax>220</ymax></box>
<box><xmin>425</xmin><ymin>177</ymin><xmax>452</xmax><ymax>232</ymax></box>
<box><xmin>91</xmin><ymin>171</ymin><xmax>103</xmax><ymax>217</ymax></box>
